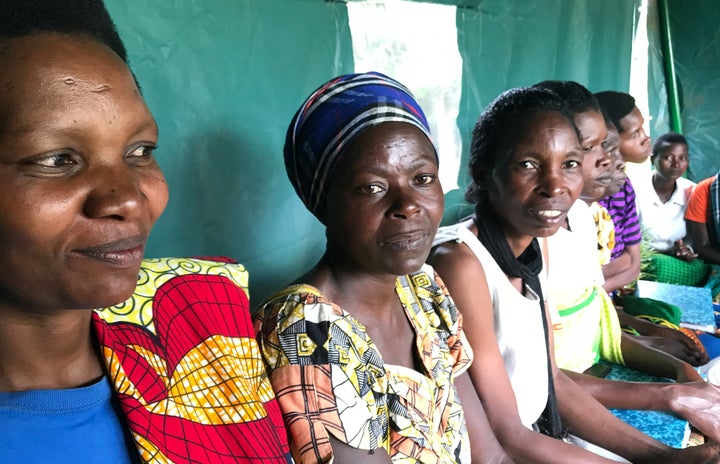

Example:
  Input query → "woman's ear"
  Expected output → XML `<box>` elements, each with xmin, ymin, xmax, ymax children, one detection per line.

<box><xmin>471</xmin><ymin>162</ymin><xmax>488</xmax><ymax>191</ymax></box>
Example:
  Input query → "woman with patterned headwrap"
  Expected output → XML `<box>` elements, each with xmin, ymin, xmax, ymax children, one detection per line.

<box><xmin>254</xmin><ymin>72</ymin><xmax>511</xmax><ymax>463</ymax></box>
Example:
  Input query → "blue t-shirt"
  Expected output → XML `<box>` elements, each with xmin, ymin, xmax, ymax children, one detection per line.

<box><xmin>0</xmin><ymin>376</ymin><xmax>135</xmax><ymax>463</ymax></box>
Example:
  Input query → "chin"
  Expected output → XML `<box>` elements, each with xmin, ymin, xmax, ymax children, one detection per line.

<box><xmin>385</xmin><ymin>256</ymin><xmax>429</xmax><ymax>277</ymax></box>
<box><xmin>631</xmin><ymin>154</ymin><xmax>650</xmax><ymax>164</ymax></box>
<box><xmin>534</xmin><ymin>222</ymin><xmax>567</xmax><ymax>238</ymax></box>
<box><xmin>86</xmin><ymin>275</ymin><xmax>139</xmax><ymax>309</ymax></box>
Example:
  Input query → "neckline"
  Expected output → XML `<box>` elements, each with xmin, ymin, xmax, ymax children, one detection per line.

<box><xmin>0</xmin><ymin>375</ymin><xmax>111</xmax><ymax>411</ymax></box>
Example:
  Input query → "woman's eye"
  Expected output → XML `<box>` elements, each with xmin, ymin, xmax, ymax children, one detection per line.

<box><xmin>582</xmin><ymin>145</ymin><xmax>593</xmax><ymax>153</ymax></box>
<box><xmin>129</xmin><ymin>145</ymin><xmax>155</xmax><ymax>158</ymax></box>
<box><xmin>362</xmin><ymin>184</ymin><xmax>384</xmax><ymax>194</ymax></box>
<box><xmin>416</xmin><ymin>174</ymin><xmax>436</xmax><ymax>185</ymax></box>
<box><xmin>34</xmin><ymin>153</ymin><xmax>76</xmax><ymax>168</ymax></box>
<box><xmin>564</xmin><ymin>159</ymin><xmax>582</xmax><ymax>169</ymax></box>
<box><xmin>517</xmin><ymin>160</ymin><xmax>536</xmax><ymax>170</ymax></box>
<box><xmin>127</xmin><ymin>145</ymin><xmax>156</xmax><ymax>165</ymax></box>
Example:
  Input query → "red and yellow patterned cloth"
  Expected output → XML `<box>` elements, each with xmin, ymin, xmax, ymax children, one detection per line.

<box><xmin>93</xmin><ymin>257</ymin><xmax>291</xmax><ymax>463</ymax></box>
<box><xmin>254</xmin><ymin>265</ymin><xmax>472</xmax><ymax>463</ymax></box>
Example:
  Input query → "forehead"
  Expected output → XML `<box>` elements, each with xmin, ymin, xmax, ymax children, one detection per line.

<box><xmin>515</xmin><ymin>111</ymin><xmax>576</xmax><ymax>148</ymax></box>
<box><xmin>619</xmin><ymin>107</ymin><xmax>644</xmax><ymax>132</ymax></box>
<box><xmin>339</xmin><ymin>122</ymin><xmax>436</xmax><ymax>168</ymax></box>
<box><xmin>0</xmin><ymin>34</ymin><xmax>150</xmax><ymax>133</ymax></box>
<box><xmin>663</xmin><ymin>142</ymin><xmax>688</xmax><ymax>153</ymax></box>
<box><xmin>574</xmin><ymin>110</ymin><xmax>604</xmax><ymax>132</ymax></box>
<box><xmin>606</xmin><ymin>127</ymin><xmax>621</xmax><ymax>145</ymax></box>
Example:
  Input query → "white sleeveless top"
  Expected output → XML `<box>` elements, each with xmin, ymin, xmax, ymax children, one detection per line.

<box><xmin>434</xmin><ymin>224</ymin><xmax>549</xmax><ymax>429</ymax></box>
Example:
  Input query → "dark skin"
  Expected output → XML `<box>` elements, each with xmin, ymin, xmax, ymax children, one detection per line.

<box><xmin>652</xmin><ymin>142</ymin><xmax>696</xmax><ymax>260</ymax></box>
<box><xmin>433</xmin><ymin>111</ymin><xmax>624</xmax><ymax>463</ymax></box>
<box><xmin>580</xmin><ymin>129</ymin><xmax>707</xmax><ymax>367</ymax></box>
<box><xmin>604</xmin><ymin>126</ymin><xmax>626</xmax><ymax>197</ymax></box>
<box><xmin>563</xmin><ymin>115</ymin><xmax>704</xmax><ymax>379</ymax></box>
<box><xmin>688</xmin><ymin>219</ymin><xmax>720</xmax><ymax>265</ymax></box>
<box><xmin>600</xmin><ymin>132</ymin><xmax>706</xmax><ymax>363</ymax></box>
<box><xmin>602</xmin><ymin>243</ymin><xmax>641</xmax><ymax>293</ymax></box>
<box><xmin>302</xmin><ymin>122</ymin><xmax>511</xmax><ymax>463</ymax></box>
<box><xmin>431</xmin><ymin>110</ymin><xmax>720</xmax><ymax>462</ymax></box>
<box><xmin>576</xmin><ymin>110</ymin><xmax>611</xmax><ymax>202</ymax></box>
<box><xmin>617</xmin><ymin>106</ymin><xmax>652</xmax><ymax>164</ymax></box>
<box><xmin>602</xmin><ymin>107</ymin><xmax>652</xmax><ymax>292</ymax></box>
<box><xmin>687</xmin><ymin>171</ymin><xmax>720</xmax><ymax>263</ymax></box>
<box><xmin>0</xmin><ymin>34</ymin><xmax>167</xmax><ymax>392</ymax></box>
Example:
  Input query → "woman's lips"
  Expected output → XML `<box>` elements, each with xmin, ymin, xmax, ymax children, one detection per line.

<box><xmin>382</xmin><ymin>230</ymin><xmax>429</xmax><ymax>251</ymax></box>
<box><xmin>529</xmin><ymin>207</ymin><xmax>568</xmax><ymax>226</ymax></box>
<box><xmin>595</xmin><ymin>175</ymin><xmax>612</xmax><ymax>185</ymax></box>
<box><xmin>74</xmin><ymin>236</ymin><xmax>146</xmax><ymax>266</ymax></box>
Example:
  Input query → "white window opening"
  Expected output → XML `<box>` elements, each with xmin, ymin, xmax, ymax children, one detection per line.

<box><xmin>347</xmin><ymin>0</ymin><xmax>463</xmax><ymax>192</ymax></box>
<box><xmin>628</xmin><ymin>0</ymin><xmax>651</xmax><ymax>183</ymax></box>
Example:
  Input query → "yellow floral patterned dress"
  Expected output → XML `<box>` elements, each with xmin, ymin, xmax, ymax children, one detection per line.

<box><xmin>591</xmin><ymin>202</ymin><xmax>616</xmax><ymax>266</ymax></box>
<box><xmin>254</xmin><ymin>265</ymin><xmax>472</xmax><ymax>463</ymax></box>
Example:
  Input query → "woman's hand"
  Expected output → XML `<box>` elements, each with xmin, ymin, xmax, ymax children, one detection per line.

<box><xmin>670</xmin><ymin>381</ymin><xmax>720</xmax><ymax>441</ymax></box>
<box><xmin>664</xmin><ymin>439</ymin><xmax>720</xmax><ymax>463</ymax></box>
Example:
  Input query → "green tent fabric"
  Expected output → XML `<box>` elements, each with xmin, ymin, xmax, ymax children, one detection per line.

<box><xmin>647</xmin><ymin>0</ymin><xmax>720</xmax><ymax>182</ymax></box>
<box><xmin>105</xmin><ymin>0</ymin><xmax>639</xmax><ymax>302</ymax></box>
<box><xmin>106</xmin><ymin>0</ymin><xmax>355</xmax><ymax>303</ymax></box>
<box><xmin>446</xmin><ymin>0</ymin><xmax>639</xmax><ymax>223</ymax></box>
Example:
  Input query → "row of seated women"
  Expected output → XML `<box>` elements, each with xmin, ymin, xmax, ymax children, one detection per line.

<box><xmin>633</xmin><ymin>125</ymin><xmax>720</xmax><ymax>302</ymax></box>
<box><xmin>2</xmin><ymin>1</ymin><xmax>720</xmax><ymax>463</ymax></box>
<box><xmin>582</xmin><ymin>91</ymin><xmax>719</xmax><ymax>364</ymax></box>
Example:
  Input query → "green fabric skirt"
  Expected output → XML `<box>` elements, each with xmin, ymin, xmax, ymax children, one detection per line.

<box><xmin>641</xmin><ymin>253</ymin><xmax>710</xmax><ymax>287</ymax></box>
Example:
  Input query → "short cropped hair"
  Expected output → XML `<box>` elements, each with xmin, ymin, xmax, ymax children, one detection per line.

<box><xmin>533</xmin><ymin>80</ymin><xmax>601</xmax><ymax>116</ymax></box>
<box><xmin>651</xmin><ymin>132</ymin><xmax>688</xmax><ymax>162</ymax></box>
<box><xmin>594</xmin><ymin>91</ymin><xmax>636</xmax><ymax>133</ymax></box>
<box><xmin>466</xmin><ymin>86</ymin><xmax>577</xmax><ymax>204</ymax></box>
<box><xmin>0</xmin><ymin>0</ymin><xmax>127</xmax><ymax>63</ymax></box>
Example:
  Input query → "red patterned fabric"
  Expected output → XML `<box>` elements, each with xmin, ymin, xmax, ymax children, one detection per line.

<box><xmin>93</xmin><ymin>258</ymin><xmax>291</xmax><ymax>463</ymax></box>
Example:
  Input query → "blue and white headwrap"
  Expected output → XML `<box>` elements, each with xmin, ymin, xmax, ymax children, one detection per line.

<box><xmin>283</xmin><ymin>71</ymin><xmax>436</xmax><ymax>219</ymax></box>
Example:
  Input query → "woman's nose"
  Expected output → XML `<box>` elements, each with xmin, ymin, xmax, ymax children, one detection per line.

<box><xmin>83</xmin><ymin>165</ymin><xmax>145</xmax><ymax>220</ymax></box>
<box><xmin>598</xmin><ymin>150</ymin><xmax>612</xmax><ymax>169</ymax></box>
<box><xmin>388</xmin><ymin>187</ymin><xmax>421</xmax><ymax>219</ymax></box>
<box><xmin>537</xmin><ymin>168</ymin><xmax>565</xmax><ymax>197</ymax></box>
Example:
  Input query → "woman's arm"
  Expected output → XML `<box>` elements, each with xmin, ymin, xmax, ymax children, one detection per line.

<box><xmin>602</xmin><ymin>244</ymin><xmax>641</xmax><ymax>292</ymax></box>
<box><xmin>613</xmin><ymin>311</ymin><xmax>707</xmax><ymax>365</ymax></box>
<box><xmin>562</xmin><ymin>369</ymin><xmax>720</xmax><ymax>441</ymax></box>
<box><xmin>620</xmin><ymin>332</ymin><xmax>702</xmax><ymax>381</ymax></box>
<box><xmin>547</xmin><ymin>296</ymin><xmax>720</xmax><ymax>464</ymax></box>
<box><xmin>328</xmin><ymin>438</ymin><xmax>392</xmax><ymax>464</ymax></box>
<box><xmin>559</xmin><ymin>331</ymin><xmax>702</xmax><ymax>409</ymax></box>
<box><xmin>454</xmin><ymin>372</ymin><xmax>515</xmax><ymax>463</ymax></box>
<box><xmin>687</xmin><ymin>219</ymin><xmax>720</xmax><ymax>264</ymax></box>
<box><xmin>430</xmin><ymin>242</ymin><xmax>616</xmax><ymax>464</ymax></box>
<box><xmin>553</xmin><ymin>369</ymin><xmax>673</xmax><ymax>463</ymax></box>
<box><xmin>556</xmin><ymin>367</ymin><xmax>720</xmax><ymax>462</ymax></box>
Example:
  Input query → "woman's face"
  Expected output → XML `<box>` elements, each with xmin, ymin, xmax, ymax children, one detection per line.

<box><xmin>605</xmin><ymin>126</ymin><xmax>627</xmax><ymax>197</ymax></box>
<box><xmin>484</xmin><ymin>111</ymin><xmax>583</xmax><ymax>253</ymax></box>
<box><xmin>653</xmin><ymin>142</ymin><xmax>689</xmax><ymax>182</ymax></box>
<box><xmin>323</xmin><ymin>122</ymin><xmax>443</xmax><ymax>278</ymax></box>
<box><xmin>618</xmin><ymin>106</ymin><xmax>652</xmax><ymax>163</ymax></box>
<box><xmin>575</xmin><ymin>110</ymin><xmax>611</xmax><ymax>201</ymax></box>
<box><xmin>0</xmin><ymin>34</ymin><xmax>168</xmax><ymax>313</ymax></box>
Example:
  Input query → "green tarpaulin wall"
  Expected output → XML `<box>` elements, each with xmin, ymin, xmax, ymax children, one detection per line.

<box><xmin>105</xmin><ymin>0</ymin><xmax>709</xmax><ymax>304</ymax></box>
<box><xmin>648</xmin><ymin>0</ymin><xmax>720</xmax><ymax>183</ymax></box>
